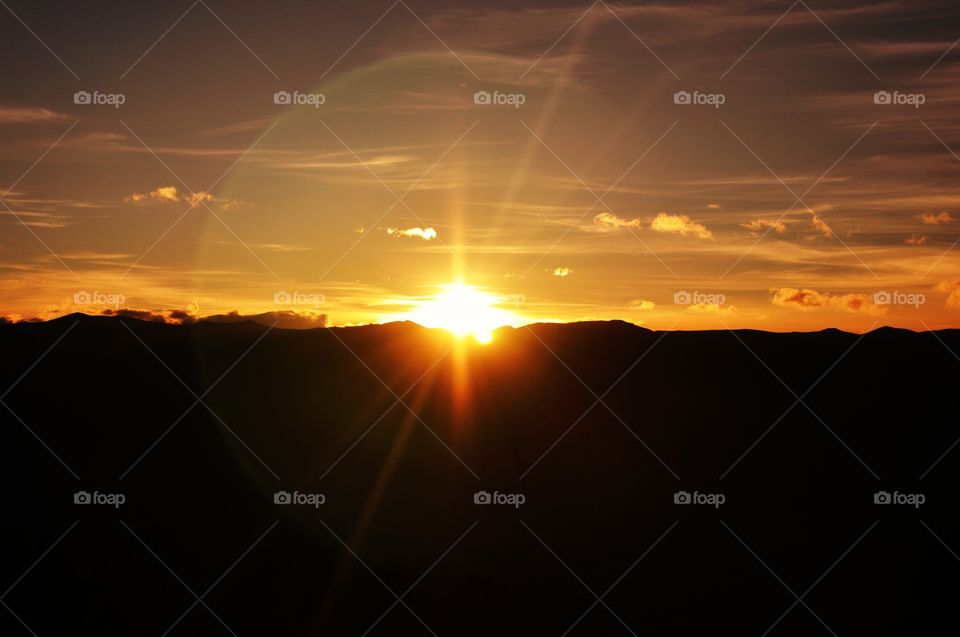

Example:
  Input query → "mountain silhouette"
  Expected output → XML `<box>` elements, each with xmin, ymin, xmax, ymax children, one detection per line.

<box><xmin>0</xmin><ymin>316</ymin><xmax>956</xmax><ymax>635</ymax></box>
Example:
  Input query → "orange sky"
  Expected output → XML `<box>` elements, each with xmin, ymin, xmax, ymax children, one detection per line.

<box><xmin>2</xmin><ymin>1</ymin><xmax>960</xmax><ymax>331</ymax></box>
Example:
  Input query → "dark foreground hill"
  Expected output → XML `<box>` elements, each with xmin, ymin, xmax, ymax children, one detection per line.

<box><xmin>1</xmin><ymin>315</ymin><xmax>958</xmax><ymax>635</ymax></box>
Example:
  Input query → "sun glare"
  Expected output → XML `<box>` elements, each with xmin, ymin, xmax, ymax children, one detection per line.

<box><xmin>404</xmin><ymin>283</ymin><xmax>518</xmax><ymax>344</ymax></box>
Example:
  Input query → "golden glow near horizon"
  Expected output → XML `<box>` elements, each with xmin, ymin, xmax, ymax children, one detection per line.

<box><xmin>2</xmin><ymin>4</ymin><xmax>960</xmax><ymax>333</ymax></box>
<box><xmin>398</xmin><ymin>282</ymin><xmax>521</xmax><ymax>344</ymax></box>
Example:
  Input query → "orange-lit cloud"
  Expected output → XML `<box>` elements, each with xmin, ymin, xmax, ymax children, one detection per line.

<box><xmin>387</xmin><ymin>226</ymin><xmax>438</xmax><ymax>240</ymax></box>
<box><xmin>919</xmin><ymin>212</ymin><xmax>954</xmax><ymax>225</ymax></box>
<box><xmin>938</xmin><ymin>280</ymin><xmax>960</xmax><ymax>308</ymax></box>
<box><xmin>552</xmin><ymin>267</ymin><xmax>572</xmax><ymax>277</ymax></box>
<box><xmin>741</xmin><ymin>219</ymin><xmax>787</xmax><ymax>234</ymax></box>
<box><xmin>650</xmin><ymin>213</ymin><xmax>713</xmax><ymax>239</ymax></box>
<box><xmin>125</xmin><ymin>186</ymin><xmax>215</xmax><ymax>205</ymax></box>
<box><xmin>629</xmin><ymin>299</ymin><xmax>655</xmax><ymax>310</ymax></box>
<box><xmin>770</xmin><ymin>288</ymin><xmax>882</xmax><ymax>315</ymax></box>
<box><xmin>687</xmin><ymin>303</ymin><xmax>736</xmax><ymax>314</ymax></box>
<box><xmin>906</xmin><ymin>234</ymin><xmax>927</xmax><ymax>245</ymax></box>
<box><xmin>810</xmin><ymin>212</ymin><xmax>833</xmax><ymax>238</ymax></box>
<box><xmin>594</xmin><ymin>212</ymin><xmax>641</xmax><ymax>230</ymax></box>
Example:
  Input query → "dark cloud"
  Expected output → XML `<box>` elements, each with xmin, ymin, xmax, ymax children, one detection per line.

<box><xmin>102</xmin><ymin>308</ymin><xmax>167</xmax><ymax>322</ymax></box>
<box><xmin>100</xmin><ymin>308</ymin><xmax>326</xmax><ymax>329</ymax></box>
<box><xmin>202</xmin><ymin>310</ymin><xmax>329</xmax><ymax>329</ymax></box>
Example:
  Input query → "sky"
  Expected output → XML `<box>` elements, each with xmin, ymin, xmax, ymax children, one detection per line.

<box><xmin>2</xmin><ymin>0</ymin><xmax>960</xmax><ymax>331</ymax></box>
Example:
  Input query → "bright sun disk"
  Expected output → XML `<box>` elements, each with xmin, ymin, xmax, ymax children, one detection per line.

<box><xmin>405</xmin><ymin>282</ymin><xmax>517</xmax><ymax>344</ymax></box>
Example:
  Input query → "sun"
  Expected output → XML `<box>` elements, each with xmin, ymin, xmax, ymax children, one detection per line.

<box><xmin>404</xmin><ymin>282</ymin><xmax>519</xmax><ymax>344</ymax></box>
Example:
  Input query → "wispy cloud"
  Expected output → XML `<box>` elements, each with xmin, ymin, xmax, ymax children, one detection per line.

<box><xmin>0</xmin><ymin>105</ymin><xmax>71</xmax><ymax>126</ymax></box>
<box><xmin>594</xmin><ymin>212</ymin><xmax>641</xmax><ymax>230</ymax></box>
<box><xmin>741</xmin><ymin>219</ymin><xmax>787</xmax><ymax>235</ymax></box>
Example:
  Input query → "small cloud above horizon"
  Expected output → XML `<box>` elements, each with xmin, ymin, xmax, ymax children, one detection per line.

<box><xmin>387</xmin><ymin>226</ymin><xmax>438</xmax><ymax>240</ymax></box>
<box><xmin>919</xmin><ymin>212</ymin><xmax>954</xmax><ymax>226</ymax></box>
<box><xmin>770</xmin><ymin>287</ymin><xmax>883</xmax><ymax>315</ymax></box>
<box><xmin>650</xmin><ymin>213</ymin><xmax>713</xmax><ymax>240</ymax></box>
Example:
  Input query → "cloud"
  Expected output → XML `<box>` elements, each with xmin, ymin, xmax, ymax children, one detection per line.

<box><xmin>186</xmin><ymin>192</ymin><xmax>214</xmax><ymax>206</ymax></box>
<box><xmin>101</xmin><ymin>307</ymin><xmax>327</xmax><ymax>329</ymax></box>
<box><xmin>387</xmin><ymin>226</ymin><xmax>437</xmax><ymax>240</ymax></box>
<box><xmin>686</xmin><ymin>303</ymin><xmax>736</xmax><ymax>314</ymax></box>
<box><xmin>202</xmin><ymin>310</ymin><xmax>328</xmax><ymax>329</ymax></box>
<box><xmin>125</xmin><ymin>186</ymin><xmax>181</xmax><ymax>204</ymax></box>
<box><xmin>770</xmin><ymin>287</ymin><xmax>883</xmax><ymax>315</ymax></box>
<box><xmin>594</xmin><ymin>212</ymin><xmax>641</xmax><ymax>230</ymax></box>
<box><xmin>937</xmin><ymin>280</ymin><xmax>960</xmax><ymax>308</ymax></box>
<box><xmin>629</xmin><ymin>299</ymin><xmax>655</xmax><ymax>311</ymax></box>
<box><xmin>810</xmin><ymin>212</ymin><xmax>833</xmax><ymax>238</ymax></box>
<box><xmin>650</xmin><ymin>213</ymin><xmax>713</xmax><ymax>239</ymax></box>
<box><xmin>905</xmin><ymin>234</ymin><xmax>927</xmax><ymax>245</ymax></box>
<box><xmin>102</xmin><ymin>308</ymin><xmax>170</xmax><ymax>322</ymax></box>
<box><xmin>919</xmin><ymin>211</ymin><xmax>954</xmax><ymax>225</ymax></box>
<box><xmin>552</xmin><ymin>267</ymin><xmax>572</xmax><ymax>277</ymax></box>
<box><xmin>124</xmin><ymin>186</ymin><xmax>217</xmax><ymax>207</ymax></box>
<box><xmin>741</xmin><ymin>219</ymin><xmax>787</xmax><ymax>234</ymax></box>
<box><xmin>706</xmin><ymin>203</ymin><xmax>721</xmax><ymax>209</ymax></box>
<box><xmin>0</xmin><ymin>105</ymin><xmax>71</xmax><ymax>126</ymax></box>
